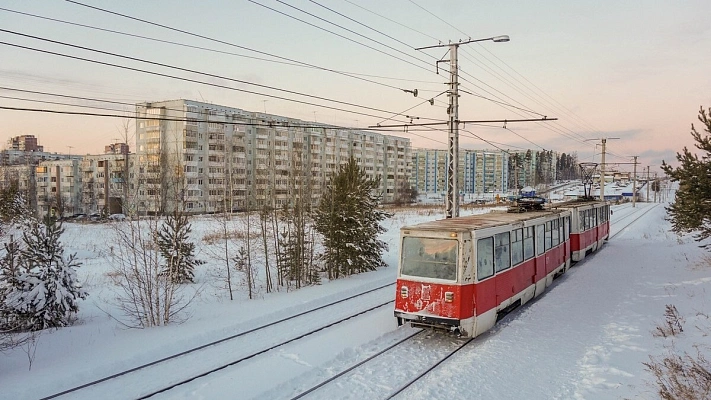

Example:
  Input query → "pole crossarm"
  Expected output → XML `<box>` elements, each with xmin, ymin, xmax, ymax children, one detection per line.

<box><xmin>415</xmin><ymin>35</ymin><xmax>510</xmax><ymax>51</ymax></box>
<box><xmin>369</xmin><ymin>117</ymin><xmax>556</xmax><ymax>129</ymax></box>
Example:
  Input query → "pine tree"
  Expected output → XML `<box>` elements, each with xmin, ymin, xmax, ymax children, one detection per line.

<box><xmin>155</xmin><ymin>213</ymin><xmax>204</xmax><ymax>283</ymax></box>
<box><xmin>4</xmin><ymin>216</ymin><xmax>87</xmax><ymax>330</ymax></box>
<box><xmin>661</xmin><ymin>106</ymin><xmax>711</xmax><ymax>247</ymax></box>
<box><xmin>0</xmin><ymin>236</ymin><xmax>23</xmax><ymax>329</ymax></box>
<box><xmin>314</xmin><ymin>157</ymin><xmax>391</xmax><ymax>279</ymax></box>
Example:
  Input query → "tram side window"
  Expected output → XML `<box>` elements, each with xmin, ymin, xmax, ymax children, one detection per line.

<box><xmin>544</xmin><ymin>221</ymin><xmax>552</xmax><ymax>250</ymax></box>
<box><xmin>511</xmin><ymin>228</ymin><xmax>523</xmax><ymax>266</ymax></box>
<box><xmin>494</xmin><ymin>232</ymin><xmax>511</xmax><ymax>272</ymax></box>
<box><xmin>579</xmin><ymin>211</ymin><xmax>585</xmax><ymax>231</ymax></box>
<box><xmin>595</xmin><ymin>208</ymin><xmax>599</xmax><ymax>227</ymax></box>
<box><xmin>551</xmin><ymin>219</ymin><xmax>559</xmax><ymax>247</ymax></box>
<box><xmin>536</xmin><ymin>224</ymin><xmax>545</xmax><ymax>256</ymax></box>
<box><xmin>523</xmin><ymin>226</ymin><xmax>535</xmax><ymax>260</ymax></box>
<box><xmin>477</xmin><ymin>237</ymin><xmax>494</xmax><ymax>280</ymax></box>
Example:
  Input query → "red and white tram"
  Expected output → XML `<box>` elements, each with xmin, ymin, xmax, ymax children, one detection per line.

<box><xmin>394</xmin><ymin>200</ymin><xmax>610</xmax><ymax>338</ymax></box>
<box><xmin>559</xmin><ymin>201</ymin><xmax>610</xmax><ymax>261</ymax></box>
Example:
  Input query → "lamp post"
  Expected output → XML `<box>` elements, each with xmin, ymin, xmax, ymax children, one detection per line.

<box><xmin>416</xmin><ymin>35</ymin><xmax>510</xmax><ymax>218</ymax></box>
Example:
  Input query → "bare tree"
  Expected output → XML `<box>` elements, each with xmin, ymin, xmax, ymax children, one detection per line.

<box><xmin>108</xmin><ymin>217</ymin><xmax>194</xmax><ymax>327</ymax></box>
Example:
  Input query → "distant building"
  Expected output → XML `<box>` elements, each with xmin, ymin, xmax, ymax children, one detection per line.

<box><xmin>0</xmin><ymin>164</ymin><xmax>37</xmax><ymax>212</ymax></box>
<box><xmin>7</xmin><ymin>135</ymin><xmax>43</xmax><ymax>152</ymax></box>
<box><xmin>34</xmin><ymin>159</ymin><xmax>82</xmax><ymax>217</ymax></box>
<box><xmin>410</xmin><ymin>148</ymin><xmax>509</xmax><ymax>196</ymax></box>
<box><xmin>133</xmin><ymin>99</ymin><xmax>411</xmax><ymax>214</ymax></box>
<box><xmin>81</xmin><ymin>153</ymin><xmax>133</xmax><ymax>216</ymax></box>
<box><xmin>104</xmin><ymin>142</ymin><xmax>130</xmax><ymax>155</ymax></box>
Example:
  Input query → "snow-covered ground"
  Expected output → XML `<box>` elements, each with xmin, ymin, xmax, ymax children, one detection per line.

<box><xmin>2</xmin><ymin>201</ymin><xmax>709</xmax><ymax>400</ymax></box>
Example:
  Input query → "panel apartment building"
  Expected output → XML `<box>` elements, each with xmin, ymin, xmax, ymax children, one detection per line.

<box><xmin>134</xmin><ymin>99</ymin><xmax>411</xmax><ymax>214</ymax></box>
<box><xmin>410</xmin><ymin>148</ymin><xmax>510</xmax><ymax>197</ymax></box>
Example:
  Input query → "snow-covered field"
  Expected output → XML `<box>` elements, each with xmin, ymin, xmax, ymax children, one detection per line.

<box><xmin>2</xmin><ymin>201</ymin><xmax>709</xmax><ymax>400</ymax></box>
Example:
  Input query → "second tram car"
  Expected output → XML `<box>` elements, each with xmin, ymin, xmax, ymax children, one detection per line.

<box><xmin>394</xmin><ymin>200</ymin><xmax>610</xmax><ymax>338</ymax></box>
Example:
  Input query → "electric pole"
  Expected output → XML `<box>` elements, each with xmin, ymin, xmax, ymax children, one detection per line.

<box><xmin>632</xmin><ymin>156</ymin><xmax>638</xmax><ymax>207</ymax></box>
<box><xmin>600</xmin><ymin>138</ymin><xmax>606</xmax><ymax>201</ymax></box>
<box><xmin>415</xmin><ymin>35</ymin><xmax>510</xmax><ymax>218</ymax></box>
<box><xmin>586</xmin><ymin>137</ymin><xmax>618</xmax><ymax>201</ymax></box>
<box><xmin>446</xmin><ymin>42</ymin><xmax>460</xmax><ymax>218</ymax></box>
<box><xmin>654</xmin><ymin>173</ymin><xmax>658</xmax><ymax>203</ymax></box>
<box><xmin>646</xmin><ymin>166</ymin><xmax>650</xmax><ymax>202</ymax></box>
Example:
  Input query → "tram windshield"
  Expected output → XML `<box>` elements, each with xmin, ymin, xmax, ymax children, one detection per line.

<box><xmin>400</xmin><ymin>237</ymin><xmax>458</xmax><ymax>281</ymax></box>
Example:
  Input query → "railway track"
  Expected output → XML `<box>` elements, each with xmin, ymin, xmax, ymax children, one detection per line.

<box><xmin>285</xmin><ymin>203</ymin><xmax>662</xmax><ymax>400</ymax></box>
<box><xmin>39</xmin><ymin>203</ymin><xmax>663</xmax><ymax>400</ymax></box>
<box><xmin>279</xmin><ymin>329</ymin><xmax>472</xmax><ymax>400</ymax></box>
<box><xmin>40</xmin><ymin>282</ymin><xmax>395</xmax><ymax>400</ymax></box>
<box><xmin>610</xmin><ymin>203</ymin><xmax>660</xmax><ymax>239</ymax></box>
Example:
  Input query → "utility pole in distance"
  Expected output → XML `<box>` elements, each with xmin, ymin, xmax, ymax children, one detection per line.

<box><xmin>585</xmin><ymin>137</ymin><xmax>618</xmax><ymax>201</ymax></box>
<box><xmin>632</xmin><ymin>156</ymin><xmax>638</xmax><ymax>207</ymax></box>
<box><xmin>415</xmin><ymin>35</ymin><xmax>510</xmax><ymax>218</ymax></box>
<box><xmin>646</xmin><ymin>166</ymin><xmax>650</xmax><ymax>202</ymax></box>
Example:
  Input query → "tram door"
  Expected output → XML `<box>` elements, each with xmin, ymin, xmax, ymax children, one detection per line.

<box><xmin>534</xmin><ymin>224</ymin><xmax>547</xmax><ymax>289</ymax></box>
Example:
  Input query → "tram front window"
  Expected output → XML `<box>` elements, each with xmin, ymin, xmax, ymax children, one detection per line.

<box><xmin>401</xmin><ymin>237</ymin><xmax>458</xmax><ymax>281</ymax></box>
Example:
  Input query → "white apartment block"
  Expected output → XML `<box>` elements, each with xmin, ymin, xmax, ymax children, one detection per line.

<box><xmin>0</xmin><ymin>164</ymin><xmax>36</xmax><ymax>212</ymax></box>
<box><xmin>34</xmin><ymin>159</ymin><xmax>82</xmax><ymax>217</ymax></box>
<box><xmin>134</xmin><ymin>99</ymin><xmax>411</xmax><ymax>214</ymax></box>
<box><xmin>81</xmin><ymin>153</ymin><xmax>133</xmax><ymax>216</ymax></box>
<box><xmin>410</xmin><ymin>148</ymin><xmax>510</xmax><ymax>196</ymax></box>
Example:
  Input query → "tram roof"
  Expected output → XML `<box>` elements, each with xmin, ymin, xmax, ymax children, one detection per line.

<box><xmin>401</xmin><ymin>199</ymin><xmax>606</xmax><ymax>233</ymax></box>
<box><xmin>401</xmin><ymin>209</ymin><xmax>562</xmax><ymax>232</ymax></box>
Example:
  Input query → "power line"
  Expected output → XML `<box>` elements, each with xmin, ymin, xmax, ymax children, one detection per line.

<box><xmin>60</xmin><ymin>1</ymin><xmax>447</xmax><ymax>96</ymax></box>
<box><xmin>0</xmin><ymin>39</ymin><xmax>444</xmax><ymax>125</ymax></box>
<box><xmin>0</xmin><ymin>6</ymin><xmax>443</xmax><ymax>91</ymax></box>
<box><xmin>1</xmin><ymin>28</ymin><xmax>437</xmax><ymax>120</ymax></box>
<box><xmin>247</xmin><ymin>0</ymin><xmax>435</xmax><ymax>73</ymax></box>
<box><xmin>0</xmin><ymin>104</ymin><xmax>450</xmax><ymax>147</ymax></box>
<box><xmin>404</xmin><ymin>0</ymin><xmax>604</xmax><ymax>147</ymax></box>
<box><xmin>341</xmin><ymin>0</ymin><xmax>440</xmax><ymax>42</ymax></box>
<box><xmin>307</xmin><ymin>0</ymin><xmax>419</xmax><ymax>51</ymax></box>
<box><xmin>470</xmin><ymin>43</ymin><xmax>609</xmax><ymax>136</ymax></box>
<box><xmin>504</xmin><ymin>127</ymin><xmax>546</xmax><ymax>150</ymax></box>
<box><xmin>375</xmin><ymin>91</ymin><xmax>447</xmax><ymax>126</ymax></box>
<box><xmin>0</xmin><ymin>94</ymin><xmax>133</xmax><ymax>114</ymax></box>
<box><xmin>459</xmin><ymin>88</ymin><xmax>546</xmax><ymax>117</ymax></box>
<box><xmin>407</xmin><ymin>0</ymin><xmax>469</xmax><ymax>38</ymax></box>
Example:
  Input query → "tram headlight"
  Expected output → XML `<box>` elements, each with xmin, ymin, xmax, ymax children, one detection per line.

<box><xmin>400</xmin><ymin>286</ymin><xmax>409</xmax><ymax>299</ymax></box>
<box><xmin>445</xmin><ymin>291</ymin><xmax>454</xmax><ymax>303</ymax></box>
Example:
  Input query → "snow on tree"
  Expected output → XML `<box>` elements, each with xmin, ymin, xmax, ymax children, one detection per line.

<box><xmin>3</xmin><ymin>216</ymin><xmax>87</xmax><ymax>330</ymax></box>
<box><xmin>0</xmin><ymin>180</ymin><xmax>31</xmax><ymax>236</ymax></box>
<box><xmin>155</xmin><ymin>212</ymin><xmax>204</xmax><ymax>283</ymax></box>
<box><xmin>314</xmin><ymin>157</ymin><xmax>392</xmax><ymax>279</ymax></box>
<box><xmin>662</xmin><ymin>106</ymin><xmax>711</xmax><ymax>248</ymax></box>
<box><xmin>0</xmin><ymin>236</ymin><xmax>23</xmax><ymax>331</ymax></box>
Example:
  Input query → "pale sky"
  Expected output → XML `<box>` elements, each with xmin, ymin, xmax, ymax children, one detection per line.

<box><xmin>1</xmin><ymin>0</ymin><xmax>709</xmax><ymax>175</ymax></box>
